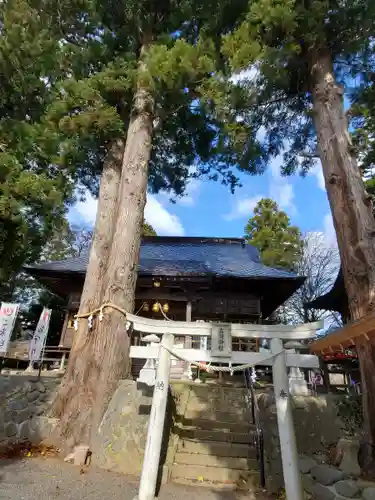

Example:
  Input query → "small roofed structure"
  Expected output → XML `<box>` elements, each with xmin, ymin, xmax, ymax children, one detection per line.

<box><xmin>309</xmin><ymin>312</ymin><xmax>375</xmax><ymax>355</ymax></box>
<box><xmin>306</xmin><ymin>268</ymin><xmax>361</xmax><ymax>391</ymax></box>
<box><xmin>306</xmin><ymin>269</ymin><xmax>350</xmax><ymax>323</ymax></box>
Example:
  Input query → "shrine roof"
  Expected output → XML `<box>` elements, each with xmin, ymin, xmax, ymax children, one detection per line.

<box><xmin>26</xmin><ymin>236</ymin><xmax>300</xmax><ymax>280</ymax></box>
<box><xmin>305</xmin><ymin>268</ymin><xmax>349</xmax><ymax>318</ymax></box>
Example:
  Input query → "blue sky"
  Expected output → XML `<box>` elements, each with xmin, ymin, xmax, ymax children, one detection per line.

<box><xmin>69</xmin><ymin>154</ymin><xmax>335</xmax><ymax>244</ymax></box>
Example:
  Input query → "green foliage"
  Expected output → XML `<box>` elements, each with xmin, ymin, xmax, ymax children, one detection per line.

<box><xmin>14</xmin><ymin>221</ymin><xmax>95</xmax><ymax>343</ymax></box>
<box><xmin>336</xmin><ymin>393</ymin><xmax>363</xmax><ymax>436</ymax></box>
<box><xmin>142</xmin><ymin>221</ymin><xmax>157</xmax><ymax>237</ymax></box>
<box><xmin>0</xmin><ymin>0</ymin><xmax>79</xmax><ymax>290</ymax></box>
<box><xmin>41</xmin><ymin>0</ymin><xmax>273</xmax><ymax>196</ymax></box>
<box><xmin>24</xmin><ymin>291</ymin><xmax>67</xmax><ymax>346</ymax></box>
<box><xmin>244</xmin><ymin>198</ymin><xmax>303</xmax><ymax>270</ymax></box>
<box><xmin>1</xmin><ymin>0</ymin><xmax>262</xmax><ymax>289</ymax></box>
<box><xmin>219</xmin><ymin>0</ymin><xmax>375</xmax><ymax>176</ymax></box>
<box><xmin>351</xmin><ymin>75</ymin><xmax>375</xmax><ymax>210</ymax></box>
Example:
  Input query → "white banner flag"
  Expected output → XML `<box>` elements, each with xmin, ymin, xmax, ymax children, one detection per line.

<box><xmin>0</xmin><ymin>303</ymin><xmax>20</xmax><ymax>355</ymax></box>
<box><xmin>28</xmin><ymin>308</ymin><xmax>52</xmax><ymax>362</ymax></box>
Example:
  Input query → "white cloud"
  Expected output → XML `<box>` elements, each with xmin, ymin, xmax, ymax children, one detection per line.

<box><xmin>223</xmin><ymin>195</ymin><xmax>263</xmax><ymax>221</ymax></box>
<box><xmin>178</xmin><ymin>179</ymin><xmax>201</xmax><ymax>207</ymax></box>
<box><xmin>270</xmin><ymin>182</ymin><xmax>294</xmax><ymax>213</ymax></box>
<box><xmin>323</xmin><ymin>212</ymin><xmax>337</xmax><ymax>247</ymax></box>
<box><xmin>309</xmin><ymin>162</ymin><xmax>325</xmax><ymax>191</ymax></box>
<box><xmin>157</xmin><ymin>166</ymin><xmax>202</xmax><ymax>207</ymax></box>
<box><xmin>230</xmin><ymin>65</ymin><xmax>259</xmax><ymax>84</ymax></box>
<box><xmin>223</xmin><ymin>155</ymin><xmax>297</xmax><ymax>221</ymax></box>
<box><xmin>73</xmin><ymin>193</ymin><xmax>97</xmax><ymax>225</ymax></box>
<box><xmin>144</xmin><ymin>195</ymin><xmax>185</xmax><ymax>235</ymax></box>
<box><xmin>256</xmin><ymin>126</ymin><xmax>267</xmax><ymax>143</ymax></box>
<box><xmin>71</xmin><ymin>191</ymin><xmax>185</xmax><ymax>236</ymax></box>
<box><xmin>269</xmin><ymin>157</ymin><xmax>296</xmax><ymax>214</ymax></box>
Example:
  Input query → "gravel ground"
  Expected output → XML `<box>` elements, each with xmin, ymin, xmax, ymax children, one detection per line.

<box><xmin>0</xmin><ymin>457</ymin><xmax>260</xmax><ymax>500</ymax></box>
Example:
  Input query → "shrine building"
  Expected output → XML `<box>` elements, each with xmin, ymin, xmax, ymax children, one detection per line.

<box><xmin>26</xmin><ymin>236</ymin><xmax>304</xmax><ymax>377</ymax></box>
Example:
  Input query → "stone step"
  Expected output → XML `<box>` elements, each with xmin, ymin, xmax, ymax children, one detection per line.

<box><xmin>186</xmin><ymin>401</ymin><xmax>248</xmax><ymax>414</ymax></box>
<box><xmin>174</xmin><ymin>451</ymin><xmax>258</xmax><ymax>470</ymax></box>
<box><xmin>188</xmin><ymin>393</ymin><xmax>247</xmax><ymax>404</ymax></box>
<box><xmin>184</xmin><ymin>409</ymin><xmax>251</xmax><ymax>423</ymax></box>
<box><xmin>188</xmin><ymin>397</ymin><xmax>247</xmax><ymax>406</ymax></box>
<box><xmin>169</xmin><ymin>476</ymin><xmax>239</xmax><ymax>490</ymax></box>
<box><xmin>171</xmin><ymin>463</ymin><xmax>260</xmax><ymax>484</ymax></box>
<box><xmin>178</xmin><ymin>439</ymin><xmax>257</xmax><ymax>458</ymax></box>
<box><xmin>175</xmin><ymin>426</ymin><xmax>254</xmax><ymax>444</ymax></box>
<box><xmin>191</xmin><ymin>387</ymin><xmax>248</xmax><ymax>397</ymax></box>
<box><xmin>182</xmin><ymin>417</ymin><xmax>254</xmax><ymax>433</ymax></box>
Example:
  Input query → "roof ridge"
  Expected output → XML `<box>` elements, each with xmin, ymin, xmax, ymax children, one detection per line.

<box><xmin>141</xmin><ymin>236</ymin><xmax>246</xmax><ymax>245</ymax></box>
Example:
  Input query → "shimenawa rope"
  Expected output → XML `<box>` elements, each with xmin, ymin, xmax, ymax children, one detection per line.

<box><xmin>73</xmin><ymin>302</ymin><xmax>283</xmax><ymax>374</ymax></box>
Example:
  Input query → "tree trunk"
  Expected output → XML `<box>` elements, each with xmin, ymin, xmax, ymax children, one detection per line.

<box><xmin>90</xmin><ymin>79</ymin><xmax>154</xmax><ymax>433</ymax></box>
<box><xmin>310</xmin><ymin>48</ymin><xmax>375</xmax><ymax>476</ymax></box>
<box><xmin>53</xmin><ymin>47</ymin><xmax>154</xmax><ymax>447</ymax></box>
<box><xmin>51</xmin><ymin>138</ymin><xmax>124</xmax><ymax>448</ymax></box>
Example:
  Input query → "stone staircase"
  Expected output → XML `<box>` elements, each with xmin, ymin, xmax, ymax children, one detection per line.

<box><xmin>170</xmin><ymin>384</ymin><xmax>261</xmax><ymax>490</ymax></box>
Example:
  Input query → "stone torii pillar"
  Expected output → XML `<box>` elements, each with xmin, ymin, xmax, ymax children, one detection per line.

<box><xmin>135</xmin><ymin>333</ymin><xmax>173</xmax><ymax>500</ymax></box>
<box><xmin>182</xmin><ymin>300</ymin><xmax>193</xmax><ymax>380</ymax></box>
<box><xmin>271</xmin><ymin>338</ymin><xmax>304</xmax><ymax>500</ymax></box>
<box><xmin>285</xmin><ymin>340</ymin><xmax>310</xmax><ymax>396</ymax></box>
<box><xmin>137</xmin><ymin>334</ymin><xmax>161</xmax><ymax>386</ymax></box>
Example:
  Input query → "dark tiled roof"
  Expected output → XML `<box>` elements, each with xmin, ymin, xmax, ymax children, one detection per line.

<box><xmin>26</xmin><ymin>236</ymin><xmax>299</xmax><ymax>280</ymax></box>
<box><xmin>305</xmin><ymin>268</ymin><xmax>349</xmax><ymax>316</ymax></box>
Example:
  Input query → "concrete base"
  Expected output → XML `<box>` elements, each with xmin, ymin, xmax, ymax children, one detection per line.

<box><xmin>289</xmin><ymin>376</ymin><xmax>310</xmax><ymax>396</ymax></box>
<box><xmin>289</xmin><ymin>367</ymin><xmax>309</xmax><ymax>396</ymax></box>
<box><xmin>181</xmin><ymin>365</ymin><xmax>193</xmax><ymax>380</ymax></box>
<box><xmin>334</xmin><ymin>437</ymin><xmax>361</xmax><ymax>476</ymax></box>
<box><xmin>137</xmin><ymin>359</ymin><xmax>157</xmax><ymax>386</ymax></box>
<box><xmin>132</xmin><ymin>497</ymin><xmax>157</xmax><ymax>500</ymax></box>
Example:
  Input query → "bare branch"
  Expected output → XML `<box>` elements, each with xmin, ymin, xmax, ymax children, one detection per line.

<box><xmin>276</xmin><ymin>232</ymin><xmax>340</xmax><ymax>325</ymax></box>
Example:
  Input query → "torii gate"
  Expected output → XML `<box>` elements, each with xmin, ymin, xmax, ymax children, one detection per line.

<box><xmin>127</xmin><ymin>313</ymin><xmax>323</xmax><ymax>500</ymax></box>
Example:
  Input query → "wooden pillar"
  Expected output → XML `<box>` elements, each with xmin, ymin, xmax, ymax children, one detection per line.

<box><xmin>59</xmin><ymin>352</ymin><xmax>66</xmax><ymax>372</ymax></box>
<box><xmin>186</xmin><ymin>300</ymin><xmax>192</xmax><ymax>322</ymax></box>
<box><xmin>319</xmin><ymin>357</ymin><xmax>331</xmax><ymax>393</ymax></box>
<box><xmin>58</xmin><ymin>310</ymin><xmax>70</xmax><ymax>347</ymax></box>
<box><xmin>182</xmin><ymin>300</ymin><xmax>193</xmax><ymax>379</ymax></box>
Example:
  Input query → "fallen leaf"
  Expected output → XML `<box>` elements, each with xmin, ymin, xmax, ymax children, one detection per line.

<box><xmin>197</xmin><ymin>476</ymin><xmax>204</xmax><ymax>482</ymax></box>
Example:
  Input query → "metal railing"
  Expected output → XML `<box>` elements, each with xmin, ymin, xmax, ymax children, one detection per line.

<box><xmin>244</xmin><ymin>368</ymin><xmax>265</xmax><ymax>488</ymax></box>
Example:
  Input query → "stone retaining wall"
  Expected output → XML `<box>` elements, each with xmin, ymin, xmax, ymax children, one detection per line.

<box><xmin>1</xmin><ymin>375</ymin><xmax>366</xmax><ymax>498</ymax></box>
<box><xmin>92</xmin><ymin>380</ymin><xmax>188</xmax><ymax>478</ymax></box>
<box><xmin>0</xmin><ymin>375</ymin><xmax>60</xmax><ymax>448</ymax></box>
<box><xmin>258</xmin><ymin>391</ymin><xmax>346</xmax><ymax>493</ymax></box>
<box><xmin>300</xmin><ymin>454</ymin><xmax>375</xmax><ymax>500</ymax></box>
<box><xmin>92</xmin><ymin>380</ymin><xmax>154</xmax><ymax>475</ymax></box>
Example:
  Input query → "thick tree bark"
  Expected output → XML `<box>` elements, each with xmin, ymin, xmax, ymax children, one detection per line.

<box><xmin>51</xmin><ymin>138</ymin><xmax>124</xmax><ymax>449</ymax></box>
<box><xmin>310</xmin><ymin>48</ymin><xmax>375</xmax><ymax>476</ymax></box>
<box><xmin>52</xmin><ymin>46</ymin><xmax>154</xmax><ymax>448</ymax></box>
<box><xmin>90</xmin><ymin>79</ymin><xmax>154</xmax><ymax>433</ymax></box>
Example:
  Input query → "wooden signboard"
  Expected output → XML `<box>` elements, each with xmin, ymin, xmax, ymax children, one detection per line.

<box><xmin>211</xmin><ymin>324</ymin><xmax>231</xmax><ymax>358</ymax></box>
